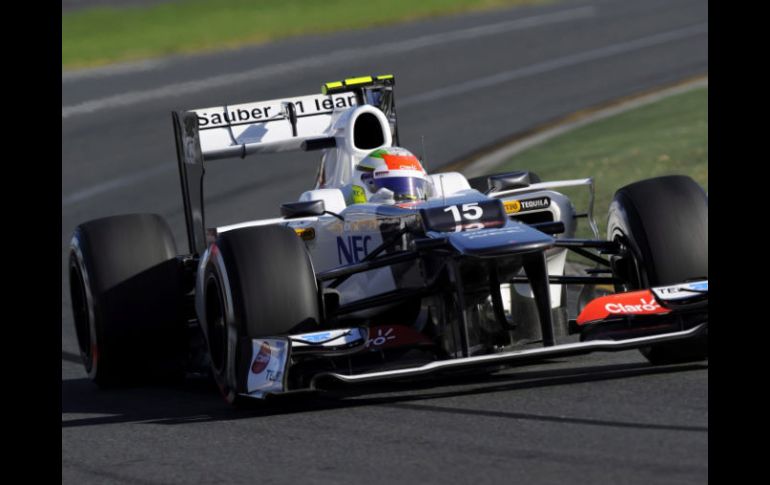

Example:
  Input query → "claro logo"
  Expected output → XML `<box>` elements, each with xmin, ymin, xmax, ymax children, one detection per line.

<box><xmin>576</xmin><ymin>290</ymin><xmax>670</xmax><ymax>325</ymax></box>
<box><xmin>605</xmin><ymin>297</ymin><xmax>661</xmax><ymax>314</ymax></box>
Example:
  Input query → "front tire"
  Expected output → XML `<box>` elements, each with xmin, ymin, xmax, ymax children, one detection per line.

<box><xmin>198</xmin><ymin>225</ymin><xmax>320</xmax><ymax>404</ymax></box>
<box><xmin>607</xmin><ymin>175</ymin><xmax>708</xmax><ymax>364</ymax></box>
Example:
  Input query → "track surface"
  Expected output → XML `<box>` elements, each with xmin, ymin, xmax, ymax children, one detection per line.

<box><xmin>61</xmin><ymin>0</ymin><xmax>708</xmax><ymax>483</ymax></box>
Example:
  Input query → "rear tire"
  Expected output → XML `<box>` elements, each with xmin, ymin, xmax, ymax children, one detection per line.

<box><xmin>607</xmin><ymin>175</ymin><xmax>708</xmax><ymax>364</ymax></box>
<box><xmin>69</xmin><ymin>214</ymin><xmax>186</xmax><ymax>387</ymax></box>
<box><xmin>199</xmin><ymin>225</ymin><xmax>320</xmax><ymax>404</ymax></box>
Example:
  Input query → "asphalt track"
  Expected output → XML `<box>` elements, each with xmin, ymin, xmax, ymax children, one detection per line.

<box><xmin>61</xmin><ymin>0</ymin><xmax>708</xmax><ymax>483</ymax></box>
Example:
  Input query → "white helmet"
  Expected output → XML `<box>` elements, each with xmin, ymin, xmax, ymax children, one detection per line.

<box><xmin>350</xmin><ymin>147</ymin><xmax>432</xmax><ymax>204</ymax></box>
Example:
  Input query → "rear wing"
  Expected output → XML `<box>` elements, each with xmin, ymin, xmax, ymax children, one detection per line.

<box><xmin>192</xmin><ymin>92</ymin><xmax>357</xmax><ymax>160</ymax></box>
<box><xmin>172</xmin><ymin>75</ymin><xmax>398</xmax><ymax>255</ymax></box>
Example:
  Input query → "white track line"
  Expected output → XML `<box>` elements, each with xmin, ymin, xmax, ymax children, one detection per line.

<box><xmin>62</xmin><ymin>163</ymin><xmax>173</xmax><ymax>206</ymax></box>
<box><xmin>400</xmin><ymin>23</ymin><xmax>707</xmax><ymax>107</ymax></box>
<box><xmin>61</xmin><ymin>6</ymin><xmax>596</xmax><ymax>119</ymax></box>
<box><xmin>462</xmin><ymin>77</ymin><xmax>708</xmax><ymax>178</ymax></box>
<box><xmin>62</xmin><ymin>59</ymin><xmax>167</xmax><ymax>82</ymax></box>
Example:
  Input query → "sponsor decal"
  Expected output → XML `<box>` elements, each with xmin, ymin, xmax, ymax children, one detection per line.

<box><xmin>247</xmin><ymin>339</ymin><xmax>288</xmax><ymax>395</ymax></box>
<box><xmin>298</xmin><ymin>332</ymin><xmax>333</xmax><ymax>343</ymax></box>
<box><xmin>325</xmin><ymin>219</ymin><xmax>345</xmax><ymax>236</ymax></box>
<box><xmin>367</xmin><ymin>327</ymin><xmax>396</xmax><ymax>348</ymax></box>
<box><xmin>503</xmin><ymin>200</ymin><xmax>521</xmax><ymax>214</ymax></box>
<box><xmin>577</xmin><ymin>290</ymin><xmax>670</xmax><ymax>325</ymax></box>
<box><xmin>311</xmin><ymin>95</ymin><xmax>357</xmax><ymax>112</ymax></box>
<box><xmin>290</xmin><ymin>328</ymin><xmax>368</xmax><ymax>348</ymax></box>
<box><xmin>382</xmin><ymin>155</ymin><xmax>424</xmax><ymax>172</ymax></box>
<box><xmin>294</xmin><ymin>227</ymin><xmax>315</xmax><ymax>241</ymax></box>
<box><xmin>197</xmin><ymin>106</ymin><xmax>274</xmax><ymax>127</ymax></box>
<box><xmin>195</xmin><ymin>94</ymin><xmax>356</xmax><ymax>129</ymax></box>
<box><xmin>605</xmin><ymin>297</ymin><xmax>661</xmax><ymax>314</ymax></box>
<box><xmin>652</xmin><ymin>280</ymin><xmax>708</xmax><ymax>301</ymax></box>
<box><xmin>504</xmin><ymin>197</ymin><xmax>550</xmax><ymax>214</ymax></box>
<box><xmin>687</xmin><ymin>281</ymin><xmax>709</xmax><ymax>291</ymax></box>
<box><xmin>690</xmin><ymin>281</ymin><xmax>708</xmax><ymax>291</ymax></box>
<box><xmin>250</xmin><ymin>342</ymin><xmax>271</xmax><ymax>374</ymax></box>
<box><xmin>365</xmin><ymin>325</ymin><xmax>433</xmax><ymax>349</ymax></box>
<box><xmin>351</xmin><ymin>185</ymin><xmax>367</xmax><ymax>204</ymax></box>
<box><xmin>337</xmin><ymin>235</ymin><xmax>372</xmax><ymax>264</ymax></box>
<box><xmin>345</xmin><ymin>219</ymin><xmax>379</xmax><ymax>232</ymax></box>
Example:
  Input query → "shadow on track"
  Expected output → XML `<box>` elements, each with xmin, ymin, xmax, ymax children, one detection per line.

<box><xmin>62</xmin><ymin>359</ymin><xmax>707</xmax><ymax>429</ymax></box>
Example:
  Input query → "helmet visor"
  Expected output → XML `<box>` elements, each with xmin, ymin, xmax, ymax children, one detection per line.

<box><xmin>372</xmin><ymin>177</ymin><xmax>432</xmax><ymax>202</ymax></box>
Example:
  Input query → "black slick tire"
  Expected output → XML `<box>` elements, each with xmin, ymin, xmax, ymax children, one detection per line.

<box><xmin>200</xmin><ymin>225</ymin><xmax>319</xmax><ymax>405</ymax></box>
<box><xmin>607</xmin><ymin>175</ymin><xmax>708</xmax><ymax>364</ymax></box>
<box><xmin>69</xmin><ymin>214</ymin><xmax>186</xmax><ymax>387</ymax></box>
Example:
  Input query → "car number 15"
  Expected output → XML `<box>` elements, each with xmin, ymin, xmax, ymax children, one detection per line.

<box><xmin>444</xmin><ymin>203</ymin><xmax>484</xmax><ymax>231</ymax></box>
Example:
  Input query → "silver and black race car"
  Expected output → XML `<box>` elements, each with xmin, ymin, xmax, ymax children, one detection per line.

<box><xmin>68</xmin><ymin>75</ymin><xmax>708</xmax><ymax>405</ymax></box>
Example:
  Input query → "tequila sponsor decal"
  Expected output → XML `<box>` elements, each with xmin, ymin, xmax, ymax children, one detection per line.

<box><xmin>504</xmin><ymin>197</ymin><xmax>551</xmax><ymax>214</ymax></box>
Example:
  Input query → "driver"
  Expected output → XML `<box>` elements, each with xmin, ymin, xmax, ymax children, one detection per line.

<box><xmin>349</xmin><ymin>147</ymin><xmax>433</xmax><ymax>204</ymax></box>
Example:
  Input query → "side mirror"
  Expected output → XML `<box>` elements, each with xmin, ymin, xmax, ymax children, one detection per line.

<box><xmin>281</xmin><ymin>200</ymin><xmax>325</xmax><ymax>218</ymax></box>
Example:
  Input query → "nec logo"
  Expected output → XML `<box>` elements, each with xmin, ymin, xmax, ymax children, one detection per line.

<box><xmin>337</xmin><ymin>235</ymin><xmax>372</xmax><ymax>264</ymax></box>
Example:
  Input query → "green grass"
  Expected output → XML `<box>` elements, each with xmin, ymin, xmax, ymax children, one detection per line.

<box><xmin>62</xmin><ymin>0</ymin><xmax>547</xmax><ymax>69</ymax></box>
<box><xmin>495</xmin><ymin>86</ymin><xmax>708</xmax><ymax>242</ymax></box>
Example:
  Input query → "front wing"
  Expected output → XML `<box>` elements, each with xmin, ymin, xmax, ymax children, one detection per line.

<box><xmin>238</xmin><ymin>280</ymin><xmax>708</xmax><ymax>399</ymax></box>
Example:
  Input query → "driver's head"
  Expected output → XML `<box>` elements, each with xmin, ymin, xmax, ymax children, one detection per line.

<box><xmin>353</xmin><ymin>147</ymin><xmax>432</xmax><ymax>204</ymax></box>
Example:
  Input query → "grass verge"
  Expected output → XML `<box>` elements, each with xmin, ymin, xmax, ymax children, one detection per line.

<box><xmin>63</xmin><ymin>0</ymin><xmax>546</xmax><ymax>69</ymax></box>
<box><xmin>494</xmin><ymin>86</ymin><xmax>708</xmax><ymax>243</ymax></box>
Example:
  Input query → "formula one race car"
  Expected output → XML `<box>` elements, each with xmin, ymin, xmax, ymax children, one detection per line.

<box><xmin>68</xmin><ymin>75</ymin><xmax>708</xmax><ymax>404</ymax></box>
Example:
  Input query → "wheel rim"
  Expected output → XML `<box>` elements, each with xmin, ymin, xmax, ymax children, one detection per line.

<box><xmin>205</xmin><ymin>275</ymin><xmax>228</xmax><ymax>374</ymax></box>
<box><xmin>610</xmin><ymin>231</ymin><xmax>643</xmax><ymax>292</ymax></box>
<box><xmin>611</xmin><ymin>227</ymin><xmax>669</xmax><ymax>360</ymax></box>
<box><xmin>69</xmin><ymin>258</ymin><xmax>93</xmax><ymax>369</ymax></box>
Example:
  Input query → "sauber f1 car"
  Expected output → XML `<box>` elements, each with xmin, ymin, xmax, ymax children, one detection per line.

<box><xmin>68</xmin><ymin>75</ymin><xmax>708</xmax><ymax>404</ymax></box>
